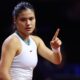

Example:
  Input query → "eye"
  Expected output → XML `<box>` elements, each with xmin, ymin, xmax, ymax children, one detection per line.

<box><xmin>20</xmin><ymin>18</ymin><xmax>26</xmax><ymax>22</ymax></box>
<box><xmin>29</xmin><ymin>17</ymin><xmax>34</xmax><ymax>21</ymax></box>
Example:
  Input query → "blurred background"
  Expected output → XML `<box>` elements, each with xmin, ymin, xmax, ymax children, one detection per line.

<box><xmin>0</xmin><ymin>0</ymin><xmax>80</xmax><ymax>80</ymax></box>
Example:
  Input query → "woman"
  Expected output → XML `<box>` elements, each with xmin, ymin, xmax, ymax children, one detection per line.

<box><xmin>0</xmin><ymin>1</ymin><xmax>62</xmax><ymax>80</ymax></box>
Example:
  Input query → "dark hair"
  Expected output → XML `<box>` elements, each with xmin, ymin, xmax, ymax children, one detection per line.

<box><xmin>12</xmin><ymin>1</ymin><xmax>35</xmax><ymax>19</ymax></box>
<box><xmin>12</xmin><ymin>1</ymin><xmax>37</xmax><ymax>34</ymax></box>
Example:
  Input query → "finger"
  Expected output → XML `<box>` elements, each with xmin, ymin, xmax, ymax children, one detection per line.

<box><xmin>52</xmin><ymin>28</ymin><xmax>60</xmax><ymax>40</ymax></box>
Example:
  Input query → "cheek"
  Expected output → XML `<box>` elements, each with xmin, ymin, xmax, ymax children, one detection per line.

<box><xmin>32</xmin><ymin>20</ymin><xmax>36</xmax><ymax>27</ymax></box>
<box><xmin>16</xmin><ymin>22</ymin><xmax>24</xmax><ymax>30</ymax></box>
<box><xmin>32</xmin><ymin>23</ymin><xmax>36</xmax><ymax>29</ymax></box>
<box><xmin>17</xmin><ymin>21</ymin><xmax>25</xmax><ymax>27</ymax></box>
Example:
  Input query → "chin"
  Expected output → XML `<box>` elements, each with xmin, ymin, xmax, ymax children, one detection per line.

<box><xmin>26</xmin><ymin>32</ymin><xmax>32</xmax><ymax>35</ymax></box>
<box><xmin>26</xmin><ymin>29</ymin><xmax>34</xmax><ymax>35</ymax></box>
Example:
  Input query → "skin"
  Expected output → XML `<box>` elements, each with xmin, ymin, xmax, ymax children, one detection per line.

<box><xmin>0</xmin><ymin>8</ymin><xmax>62</xmax><ymax>80</ymax></box>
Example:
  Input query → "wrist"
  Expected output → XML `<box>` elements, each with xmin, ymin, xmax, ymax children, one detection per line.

<box><xmin>52</xmin><ymin>47</ymin><xmax>60</xmax><ymax>53</ymax></box>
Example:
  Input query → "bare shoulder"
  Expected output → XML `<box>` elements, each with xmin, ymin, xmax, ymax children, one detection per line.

<box><xmin>30</xmin><ymin>35</ymin><xmax>44</xmax><ymax>46</ymax></box>
<box><xmin>0</xmin><ymin>33</ymin><xmax>21</xmax><ymax>73</ymax></box>
<box><xmin>31</xmin><ymin>35</ymin><xmax>42</xmax><ymax>40</ymax></box>
<box><xmin>2</xmin><ymin>33</ymin><xmax>21</xmax><ymax>50</ymax></box>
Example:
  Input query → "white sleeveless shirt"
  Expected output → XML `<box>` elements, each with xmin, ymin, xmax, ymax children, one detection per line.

<box><xmin>10</xmin><ymin>33</ymin><xmax>38</xmax><ymax>80</ymax></box>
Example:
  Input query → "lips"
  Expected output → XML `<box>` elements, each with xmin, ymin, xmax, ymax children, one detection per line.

<box><xmin>25</xmin><ymin>27</ymin><xmax>31</xmax><ymax>31</ymax></box>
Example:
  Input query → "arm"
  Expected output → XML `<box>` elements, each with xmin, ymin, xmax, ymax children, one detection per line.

<box><xmin>37</xmin><ymin>29</ymin><xmax>62</xmax><ymax>64</ymax></box>
<box><xmin>0</xmin><ymin>36</ymin><xmax>20</xmax><ymax>80</ymax></box>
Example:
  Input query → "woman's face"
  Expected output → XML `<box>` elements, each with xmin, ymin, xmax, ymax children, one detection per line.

<box><xmin>15</xmin><ymin>9</ymin><xmax>36</xmax><ymax>36</ymax></box>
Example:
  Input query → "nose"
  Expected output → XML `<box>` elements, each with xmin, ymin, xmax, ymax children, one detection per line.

<box><xmin>26</xmin><ymin>20</ymin><xmax>30</xmax><ymax>26</ymax></box>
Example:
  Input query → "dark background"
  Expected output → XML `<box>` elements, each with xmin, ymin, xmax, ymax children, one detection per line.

<box><xmin>0</xmin><ymin>0</ymin><xmax>80</xmax><ymax>79</ymax></box>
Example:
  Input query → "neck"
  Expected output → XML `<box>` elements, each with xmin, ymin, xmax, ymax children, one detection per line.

<box><xmin>16</xmin><ymin>31</ymin><xmax>30</xmax><ymax>45</ymax></box>
<box><xmin>16</xmin><ymin>31</ymin><xmax>29</xmax><ymax>40</ymax></box>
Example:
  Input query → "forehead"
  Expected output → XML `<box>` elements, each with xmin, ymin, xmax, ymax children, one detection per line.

<box><xmin>18</xmin><ymin>9</ymin><xmax>35</xmax><ymax>18</ymax></box>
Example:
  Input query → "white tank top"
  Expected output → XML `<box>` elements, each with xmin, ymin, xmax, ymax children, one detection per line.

<box><xmin>10</xmin><ymin>33</ymin><xmax>38</xmax><ymax>80</ymax></box>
